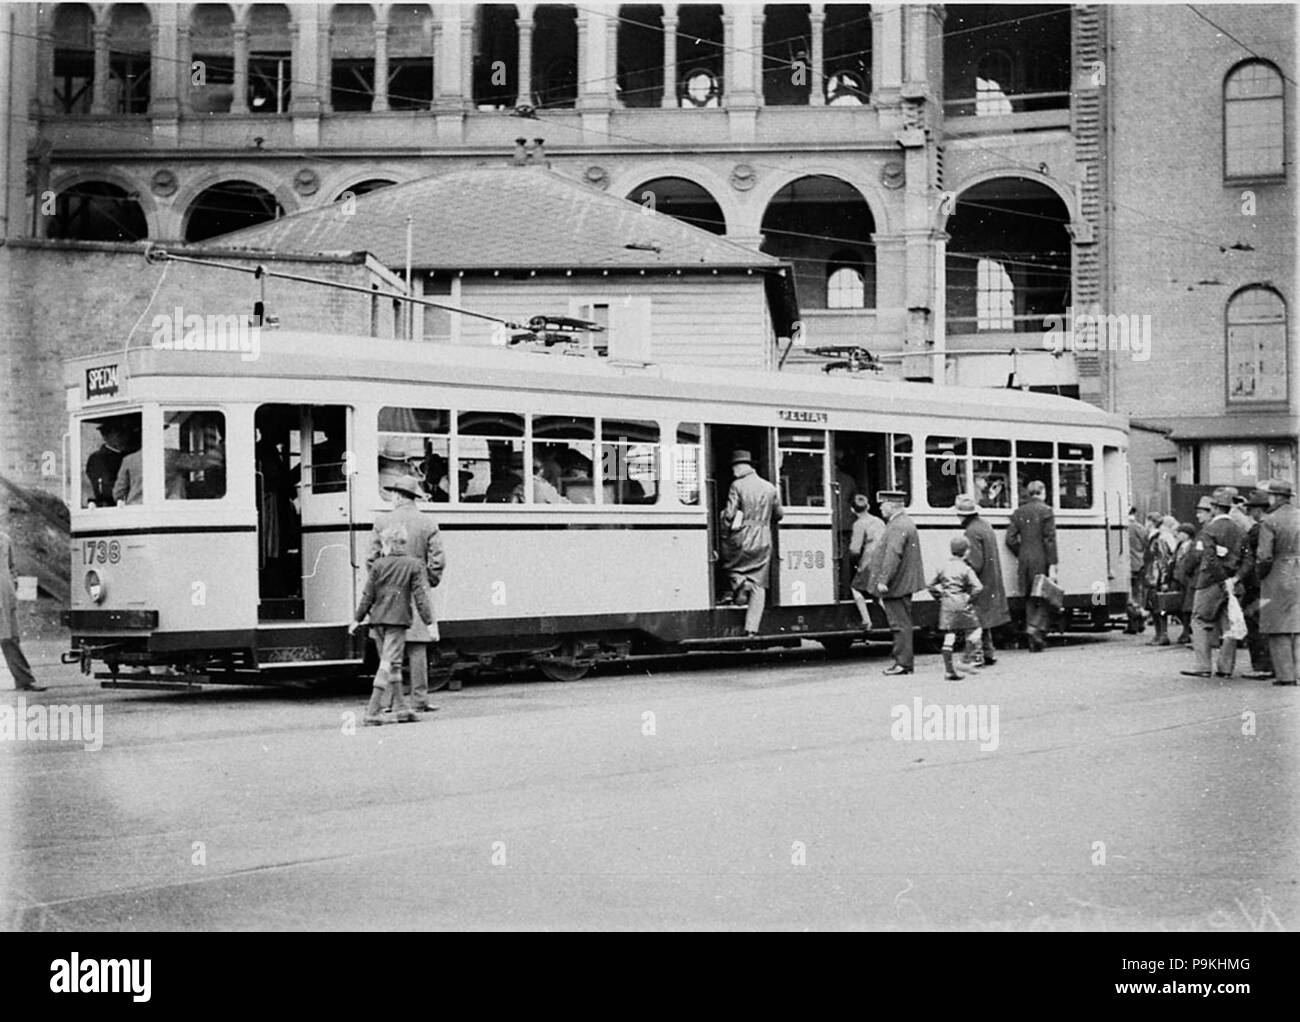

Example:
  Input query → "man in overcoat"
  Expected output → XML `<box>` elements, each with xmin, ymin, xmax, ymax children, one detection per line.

<box><xmin>721</xmin><ymin>450</ymin><xmax>783</xmax><ymax>636</ymax></box>
<box><xmin>1257</xmin><ymin>479</ymin><xmax>1300</xmax><ymax>686</ymax></box>
<box><xmin>956</xmin><ymin>493</ymin><xmax>1010</xmax><ymax>665</ymax></box>
<box><xmin>1181</xmin><ymin>488</ymin><xmax>1245</xmax><ymax>678</ymax></box>
<box><xmin>1005</xmin><ymin>479</ymin><xmax>1057</xmax><ymax>652</ymax></box>
<box><xmin>367</xmin><ymin>474</ymin><xmax>446</xmax><ymax>711</ymax></box>
<box><xmin>1</xmin><ymin>529</ymin><xmax>43</xmax><ymax>690</ymax></box>
<box><xmin>1235</xmin><ymin>489</ymin><xmax>1275</xmax><ymax>680</ymax></box>
<box><xmin>870</xmin><ymin>490</ymin><xmax>925</xmax><ymax>675</ymax></box>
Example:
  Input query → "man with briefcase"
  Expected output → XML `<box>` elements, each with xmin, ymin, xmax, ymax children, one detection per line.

<box><xmin>1006</xmin><ymin>479</ymin><xmax>1058</xmax><ymax>652</ymax></box>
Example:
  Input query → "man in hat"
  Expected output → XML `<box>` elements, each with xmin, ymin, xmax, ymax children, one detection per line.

<box><xmin>1006</xmin><ymin>479</ymin><xmax>1057</xmax><ymax>651</ymax></box>
<box><xmin>720</xmin><ymin>450</ymin><xmax>783</xmax><ymax>636</ymax></box>
<box><xmin>1234</xmin><ymin>489</ymin><xmax>1275</xmax><ymax>679</ymax></box>
<box><xmin>84</xmin><ymin>417</ymin><xmax>136</xmax><ymax>508</ymax></box>
<box><xmin>1225</xmin><ymin>487</ymin><xmax>1252</xmax><ymax>532</ymax></box>
<box><xmin>870</xmin><ymin>490</ymin><xmax>925</xmax><ymax>674</ymax></box>
<box><xmin>367</xmin><ymin>474</ymin><xmax>446</xmax><ymax>712</ymax></box>
<box><xmin>1256</xmin><ymin>479</ymin><xmax>1300</xmax><ymax>686</ymax></box>
<box><xmin>1181</xmin><ymin>488</ymin><xmax>1245</xmax><ymax>678</ymax></box>
<box><xmin>1124</xmin><ymin>507</ymin><xmax>1149</xmax><ymax>633</ymax></box>
<box><xmin>1</xmin><ymin>527</ymin><xmax>43</xmax><ymax>691</ymax></box>
<box><xmin>956</xmin><ymin>493</ymin><xmax>1010</xmax><ymax>666</ymax></box>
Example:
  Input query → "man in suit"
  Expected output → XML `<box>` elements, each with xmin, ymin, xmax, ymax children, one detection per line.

<box><xmin>1006</xmin><ymin>479</ymin><xmax>1057</xmax><ymax>652</ymax></box>
<box><xmin>870</xmin><ymin>490</ymin><xmax>925</xmax><ymax>675</ymax></box>
<box><xmin>721</xmin><ymin>450</ymin><xmax>783</xmax><ymax>636</ymax></box>
<box><xmin>1257</xmin><ymin>479</ymin><xmax>1300</xmax><ymax>686</ymax></box>
<box><xmin>1235</xmin><ymin>489</ymin><xmax>1275</xmax><ymax>680</ymax></box>
<box><xmin>1125</xmin><ymin>507</ymin><xmax>1148</xmax><ymax>633</ymax></box>
<box><xmin>1181</xmin><ymin>488</ymin><xmax>1245</xmax><ymax>679</ymax></box>
<box><xmin>1</xmin><ymin>528</ymin><xmax>43</xmax><ymax>691</ymax></box>
<box><xmin>367</xmin><ymin>474</ymin><xmax>446</xmax><ymax>711</ymax></box>
<box><xmin>956</xmin><ymin>493</ymin><xmax>1010</xmax><ymax>666</ymax></box>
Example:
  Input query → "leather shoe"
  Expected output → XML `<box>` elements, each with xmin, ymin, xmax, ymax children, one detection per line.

<box><xmin>16</xmin><ymin>684</ymin><xmax>46</xmax><ymax>692</ymax></box>
<box><xmin>1180</xmin><ymin>670</ymin><xmax>1212</xmax><ymax>678</ymax></box>
<box><xmin>1213</xmin><ymin>671</ymin><xmax>1233</xmax><ymax>679</ymax></box>
<box><xmin>1243</xmin><ymin>671</ymin><xmax>1275</xmax><ymax>680</ymax></box>
<box><xmin>882</xmin><ymin>664</ymin><xmax>913</xmax><ymax>675</ymax></box>
<box><xmin>1272</xmin><ymin>680</ymin><xmax>1298</xmax><ymax>686</ymax></box>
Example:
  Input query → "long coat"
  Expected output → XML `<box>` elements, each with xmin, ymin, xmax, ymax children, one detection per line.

<box><xmin>1258</xmin><ymin>503</ymin><xmax>1300</xmax><ymax>634</ymax></box>
<box><xmin>0</xmin><ymin>531</ymin><xmax>19</xmax><ymax>642</ymax></box>
<box><xmin>964</xmin><ymin>514</ymin><xmax>1011</xmax><ymax>627</ymax></box>
<box><xmin>367</xmin><ymin>502</ymin><xmax>446</xmax><ymax>642</ymax></box>
<box><xmin>870</xmin><ymin>511</ymin><xmax>926</xmax><ymax>598</ymax></box>
<box><xmin>1005</xmin><ymin>498</ymin><xmax>1057</xmax><ymax>594</ymax></box>
<box><xmin>721</xmin><ymin>470</ymin><xmax>783</xmax><ymax>590</ymax></box>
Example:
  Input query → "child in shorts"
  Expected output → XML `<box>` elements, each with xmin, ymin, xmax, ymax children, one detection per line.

<box><xmin>928</xmin><ymin>535</ymin><xmax>985</xmax><ymax>680</ymax></box>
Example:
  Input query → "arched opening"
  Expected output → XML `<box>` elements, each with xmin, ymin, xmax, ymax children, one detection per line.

<box><xmin>388</xmin><ymin>5</ymin><xmax>434</xmax><ymax>110</ymax></box>
<box><xmin>626</xmin><ymin>177</ymin><xmax>726</xmax><ymax>235</ymax></box>
<box><xmin>473</xmin><ymin>5</ymin><xmax>519</xmax><ymax>109</ymax></box>
<box><xmin>185</xmin><ymin>181</ymin><xmax>283</xmax><ymax>242</ymax></box>
<box><xmin>533</xmin><ymin>5</ymin><xmax>578</xmax><ymax>109</ymax></box>
<box><xmin>334</xmin><ymin>179</ymin><xmax>397</xmax><ymax>201</ymax></box>
<box><xmin>108</xmin><ymin>4</ymin><xmax>151</xmax><ymax>114</ymax></box>
<box><xmin>826</xmin><ymin>250</ymin><xmax>867</xmax><ymax>309</ymax></box>
<box><xmin>49</xmin><ymin>181</ymin><xmax>148</xmax><ymax>241</ymax></box>
<box><xmin>677</xmin><ymin>5</ymin><xmax>723</xmax><ymax>107</ymax></box>
<box><xmin>946</xmin><ymin>177</ymin><xmax>1071</xmax><ymax>335</ymax></box>
<box><xmin>189</xmin><ymin>4</ymin><xmax>235</xmax><ymax>114</ymax></box>
<box><xmin>761</xmin><ymin>176</ymin><xmax>876</xmax><ymax>310</ymax></box>
<box><xmin>248</xmin><ymin>4</ymin><xmax>292</xmax><ymax>113</ymax></box>
<box><xmin>1226</xmin><ymin>286</ymin><xmax>1288</xmax><ymax>404</ymax></box>
<box><xmin>1224</xmin><ymin>60</ymin><xmax>1285</xmax><ymax>180</ymax></box>
<box><xmin>824</xmin><ymin>4</ymin><xmax>871</xmax><ymax>104</ymax></box>
<box><xmin>617</xmin><ymin>5</ymin><xmax>663</xmax><ymax>108</ymax></box>
<box><xmin>52</xmin><ymin>3</ymin><xmax>94</xmax><ymax>115</ymax></box>
<box><xmin>762</xmin><ymin>4</ymin><xmax>810</xmax><ymax>107</ymax></box>
<box><xmin>330</xmin><ymin>4</ymin><xmax>376</xmax><ymax>111</ymax></box>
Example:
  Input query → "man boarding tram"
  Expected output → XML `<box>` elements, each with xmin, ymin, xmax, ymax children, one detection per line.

<box><xmin>720</xmin><ymin>450</ymin><xmax>783</xmax><ymax>637</ymax></box>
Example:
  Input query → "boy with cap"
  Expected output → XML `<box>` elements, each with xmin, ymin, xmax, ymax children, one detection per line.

<box><xmin>1181</xmin><ymin>488</ymin><xmax>1245</xmax><ymax>678</ymax></box>
<box><xmin>928</xmin><ymin>535</ymin><xmax>985</xmax><ymax>680</ymax></box>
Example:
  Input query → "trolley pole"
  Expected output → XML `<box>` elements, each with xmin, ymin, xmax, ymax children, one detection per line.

<box><xmin>405</xmin><ymin>216</ymin><xmax>414</xmax><ymax>341</ymax></box>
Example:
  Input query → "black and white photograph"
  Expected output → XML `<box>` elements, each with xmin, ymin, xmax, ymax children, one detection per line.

<box><xmin>0</xmin><ymin>0</ymin><xmax>1295</xmax><ymax>956</ymax></box>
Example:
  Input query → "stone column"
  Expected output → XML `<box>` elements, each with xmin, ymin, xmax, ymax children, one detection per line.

<box><xmin>290</xmin><ymin>7</ymin><xmax>322</xmax><ymax>116</ymax></box>
<box><xmin>515</xmin><ymin>10</ymin><xmax>534</xmax><ymax>107</ymax></box>
<box><xmin>430</xmin><ymin>15</ymin><xmax>443</xmax><ymax>106</ymax></box>
<box><xmin>151</xmin><ymin>7</ymin><xmax>181</xmax><ymax>122</ymax></box>
<box><xmin>875</xmin><ymin>3</ymin><xmax>903</xmax><ymax>106</ymax></box>
<box><xmin>176</xmin><ymin>21</ymin><xmax>191</xmax><ymax>115</ymax></box>
<box><xmin>577</xmin><ymin>10</ymin><xmax>609</xmax><ymax>109</ymax></box>
<box><xmin>232</xmin><ymin>20</ymin><xmax>249</xmax><ymax>114</ymax></box>
<box><xmin>91</xmin><ymin>22</ymin><xmax>110</xmax><ymax>115</ymax></box>
<box><xmin>373</xmin><ymin>16</ymin><xmax>389</xmax><ymax>111</ymax></box>
<box><xmin>32</xmin><ymin>9</ymin><xmax>52</xmax><ymax>118</ymax></box>
<box><xmin>661</xmin><ymin>6</ymin><xmax>678</xmax><ymax>107</ymax></box>
<box><xmin>809</xmin><ymin>4</ymin><xmax>825</xmax><ymax>106</ymax></box>
<box><xmin>605</xmin><ymin>13</ymin><xmax>618</xmax><ymax>106</ymax></box>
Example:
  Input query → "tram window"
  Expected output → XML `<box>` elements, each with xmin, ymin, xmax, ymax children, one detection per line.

<box><xmin>1058</xmin><ymin>442</ymin><xmax>1094</xmax><ymax>509</ymax></box>
<box><xmin>81</xmin><ymin>412</ymin><xmax>141</xmax><ymax>508</ymax></box>
<box><xmin>378</xmin><ymin>406</ymin><xmax>449</xmax><ymax>501</ymax></box>
<box><xmin>674</xmin><ymin>423</ymin><xmax>702</xmax><ymax>506</ymax></box>
<box><xmin>891</xmin><ymin>435</ymin><xmax>914</xmax><ymax>506</ymax></box>
<box><xmin>972</xmin><ymin>438</ymin><xmax>1011</xmax><ymax>509</ymax></box>
<box><xmin>925</xmin><ymin>436</ymin><xmax>968</xmax><ymax>509</ymax></box>
<box><xmin>1015</xmin><ymin>440</ymin><xmax>1054</xmax><ymax>505</ymax></box>
<box><xmin>601</xmin><ymin>419</ymin><xmax>659</xmax><ymax>505</ymax></box>
<box><xmin>162</xmin><ymin>410</ymin><xmax>226</xmax><ymax>501</ymax></box>
<box><xmin>309</xmin><ymin>407</ymin><xmax>348</xmax><ymax>495</ymax></box>
<box><xmin>457</xmin><ymin>411</ymin><xmax>524</xmax><ymax>503</ymax></box>
<box><xmin>778</xmin><ymin>429</ymin><xmax>827</xmax><ymax>507</ymax></box>
<box><xmin>533</xmin><ymin>416</ymin><xmax>594</xmax><ymax>504</ymax></box>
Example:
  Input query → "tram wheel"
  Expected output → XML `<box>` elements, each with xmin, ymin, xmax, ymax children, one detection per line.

<box><xmin>538</xmin><ymin>661</ymin><xmax>591</xmax><ymax>683</ymax></box>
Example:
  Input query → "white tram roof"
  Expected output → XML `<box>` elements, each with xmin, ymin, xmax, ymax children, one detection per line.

<box><xmin>67</xmin><ymin>331</ymin><xmax>1129</xmax><ymax>434</ymax></box>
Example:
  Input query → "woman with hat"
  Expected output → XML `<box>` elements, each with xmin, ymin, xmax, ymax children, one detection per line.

<box><xmin>1257</xmin><ymin>479</ymin><xmax>1300</xmax><ymax>685</ymax></box>
<box><xmin>366</xmin><ymin>473</ymin><xmax>446</xmax><ymax>712</ymax></box>
<box><xmin>720</xmin><ymin>450</ymin><xmax>783</xmax><ymax>636</ymax></box>
<box><xmin>955</xmin><ymin>493</ymin><xmax>1010</xmax><ymax>665</ymax></box>
<box><xmin>1170</xmin><ymin>521</ymin><xmax>1199</xmax><ymax>644</ymax></box>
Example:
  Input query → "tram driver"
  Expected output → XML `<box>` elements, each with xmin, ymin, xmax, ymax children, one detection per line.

<box><xmin>84</xmin><ymin>416</ymin><xmax>139</xmax><ymax>508</ymax></box>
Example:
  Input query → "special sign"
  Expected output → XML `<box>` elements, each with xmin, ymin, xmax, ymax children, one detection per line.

<box><xmin>778</xmin><ymin>409</ymin><xmax>828</xmax><ymax>424</ymax></box>
<box><xmin>85</xmin><ymin>364</ymin><xmax>121</xmax><ymax>401</ymax></box>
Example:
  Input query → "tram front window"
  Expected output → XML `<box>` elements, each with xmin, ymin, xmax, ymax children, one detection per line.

<box><xmin>1058</xmin><ymin>443</ymin><xmax>1094</xmax><ymax>509</ymax></box>
<box><xmin>81</xmin><ymin>412</ymin><xmax>141</xmax><ymax>508</ymax></box>
<box><xmin>162</xmin><ymin>410</ymin><xmax>226</xmax><ymax>501</ymax></box>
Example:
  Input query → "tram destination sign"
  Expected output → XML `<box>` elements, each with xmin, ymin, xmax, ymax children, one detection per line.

<box><xmin>85</xmin><ymin>363</ymin><xmax>121</xmax><ymax>401</ymax></box>
<box><xmin>778</xmin><ymin>409</ymin><xmax>829</xmax><ymax>424</ymax></box>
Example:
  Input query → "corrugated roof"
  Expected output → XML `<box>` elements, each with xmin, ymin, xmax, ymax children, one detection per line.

<box><xmin>207</xmin><ymin>165</ymin><xmax>785</xmax><ymax>272</ymax></box>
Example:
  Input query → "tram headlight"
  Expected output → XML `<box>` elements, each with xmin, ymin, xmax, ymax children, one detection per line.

<box><xmin>84</xmin><ymin>570</ymin><xmax>105</xmax><ymax>604</ymax></box>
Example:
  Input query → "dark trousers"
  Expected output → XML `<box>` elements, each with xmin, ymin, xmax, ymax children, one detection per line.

<box><xmin>1025</xmin><ymin>596</ymin><xmax>1052</xmax><ymax>635</ymax></box>
<box><xmin>882</xmin><ymin>597</ymin><xmax>914</xmax><ymax>668</ymax></box>
<box><xmin>2</xmin><ymin>638</ymin><xmax>38</xmax><ymax>689</ymax></box>
<box><xmin>1242</xmin><ymin>589</ymin><xmax>1272</xmax><ymax>673</ymax></box>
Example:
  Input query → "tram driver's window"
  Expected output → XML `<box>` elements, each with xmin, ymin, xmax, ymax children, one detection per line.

<box><xmin>457</xmin><ymin>411</ymin><xmax>525</xmax><ymax>503</ymax></box>
<box><xmin>1058</xmin><ymin>443</ymin><xmax>1094</xmax><ymax>509</ymax></box>
<box><xmin>162</xmin><ymin>410</ymin><xmax>226</xmax><ymax>501</ymax></box>
<box><xmin>972</xmin><ymin>438</ymin><xmax>1011</xmax><ymax>509</ymax></box>
<box><xmin>533</xmin><ymin>415</ymin><xmax>594</xmax><ymax>504</ymax></box>
<box><xmin>891</xmin><ymin>434</ymin><xmax>914</xmax><ymax>505</ymax></box>
<box><xmin>378</xmin><ymin>406</ymin><xmax>449</xmax><ymax>501</ymax></box>
<box><xmin>778</xmin><ymin>429</ymin><xmax>827</xmax><ymax>507</ymax></box>
<box><xmin>674</xmin><ymin>423</ymin><xmax>702</xmax><ymax>506</ymax></box>
<box><xmin>1015</xmin><ymin>440</ymin><xmax>1054</xmax><ymax>505</ymax></box>
<box><xmin>81</xmin><ymin>412</ymin><xmax>141</xmax><ymax>508</ymax></box>
<box><xmin>926</xmin><ymin>436</ymin><xmax>968</xmax><ymax>508</ymax></box>
<box><xmin>602</xmin><ymin>420</ymin><xmax>659</xmax><ymax>505</ymax></box>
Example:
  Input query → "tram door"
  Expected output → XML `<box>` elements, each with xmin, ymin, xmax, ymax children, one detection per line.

<box><xmin>705</xmin><ymin>424</ymin><xmax>777</xmax><ymax>605</ymax></box>
<box><xmin>830</xmin><ymin>432</ymin><xmax>891</xmax><ymax>599</ymax></box>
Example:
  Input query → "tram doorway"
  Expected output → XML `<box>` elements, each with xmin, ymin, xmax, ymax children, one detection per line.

<box><xmin>705</xmin><ymin>424</ymin><xmax>779</xmax><ymax>606</ymax></box>
<box><xmin>830</xmin><ymin>431</ymin><xmax>891</xmax><ymax>599</ymax></box>
<box><xmin>255</xmin><ymin>404</ymin><xmax>304</xmax><ymax>619</ymax></box>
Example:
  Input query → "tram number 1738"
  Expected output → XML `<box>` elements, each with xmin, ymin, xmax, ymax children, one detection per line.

<box><xmin>786</xmin><ymin>549</ymin><xmax>827</xmax><ymax>570</ymax></box>
<box><xmin>81</xmin><ymin>539</ymin><xmax>122</xmax><ymax>565</ymax></box>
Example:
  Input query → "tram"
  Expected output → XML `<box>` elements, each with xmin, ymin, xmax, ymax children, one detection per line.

<box><xmin>62</xmin><ymin>330</ymin><xmax>1131</xmax><ymax>687</ymax></box>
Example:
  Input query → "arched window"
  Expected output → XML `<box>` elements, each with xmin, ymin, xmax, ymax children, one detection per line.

<box><xmin>50</xmin><ymin>181</ymin><xmax>148</xmax><ymax>241</ymax></box>
<box><xmin>248</xmin><ymin>5</ymin><xmax>292</xmax><ymax>113</ymax></box>
<box><xmin>185</xmin><ymin>181</ymin><xmax>283</xmax><ymax>242</ymax></box>
<box><xmin>681</xmin><ymin>69</ymin><xmax>720</xmax><ymax>108</ymax></box>
<box><xmin>52</xmin><ymin>4</ymin><xmax>94</xmax><ymax>114</ymax></box>
<box><xmin>1224</xmin><ymin>60</ymin><xmax>1285</xmax><ymax>180</ymax></box>
<box><xmin>1227</xmin><ymin>286</ymin><xmax>1288</xmax><ymax>403</ymax></box>
<box><xmin>826</xmin><ymin>250</ymin><xmax>866</xmax><ymax>308</ymax></box>
<box><xmin>108</xmin><ymin>5</ymin><xmax>152</xmax><ymax>114</ymax></box>
<box><xmin>976</xmin><ymin>258</ymin><xmax>1014</xmax><ymax>329</ymax></box>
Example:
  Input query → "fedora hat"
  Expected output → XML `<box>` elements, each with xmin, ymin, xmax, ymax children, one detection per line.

<box><xmin>1210</xmin><ymin>486</ymin><xmax>1235</xmax><ymax>508</ymax></box>
<box><xmin>1262</xmin><ymin>478</ymin><xmax>1294</xmax><ymax>498</ymax></box>
<box><xmin>954</xmin><ymin>493</ymin><xmax>979</xmax><ymax>515</ymax></box>
<box><xmin>1195</xmin><ymin>495</ymin><xmax>1215</xmax><ymax>511</ymax></box>
<box><xmin>1245</xmin><ymin>489</ymin><xmax>1271</xmax><ymax>508</ymax></box>
<box><xmin>378</xmin><ymin>436</ymin><xmax>423</xmax><ymax>461</ymax></box>
<box><xmin>876</xmin><ymin>489</ymin><xmax>906</xmax><ymax>504</ymax></box>
<box><xmin>383</xmin><ymin>473</ymin><xmax>426</xmax><ymax>499</ymax></box>
<box><xmin>730</xmin><ymin>449</ymin><xmax>753</xmax><ymax>467</ymax></box>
